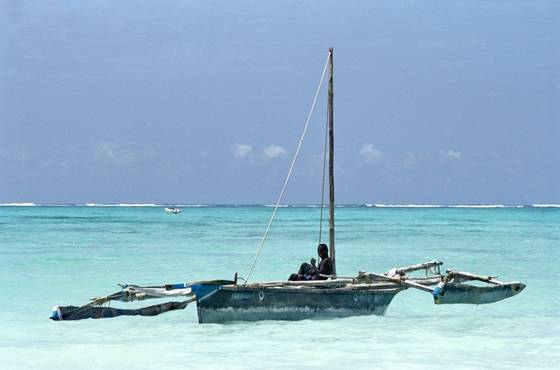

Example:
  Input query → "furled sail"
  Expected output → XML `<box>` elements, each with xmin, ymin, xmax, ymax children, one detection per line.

<box><xmin>50</xmin><ymin>280</ymin><xmax>232</xmax><ymax>321</ymax></box>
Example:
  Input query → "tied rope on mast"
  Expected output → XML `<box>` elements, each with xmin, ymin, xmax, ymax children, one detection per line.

<box><xmin>244</xmin><ymin>52</ymin><xmax>330</xmax><ymax>283</ymax></box>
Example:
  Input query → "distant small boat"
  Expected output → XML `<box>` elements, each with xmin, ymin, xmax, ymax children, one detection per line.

<box><xmin>164</xmin><ymin>207</ymin><xmax>181</xmax><ymax>214</ymax></box>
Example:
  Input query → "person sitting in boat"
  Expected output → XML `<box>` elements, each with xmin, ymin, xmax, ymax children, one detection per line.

<box><xmin>288</xmin><ymin>243</ymin><xmax>333</xmax><ymax>281</ymax></box>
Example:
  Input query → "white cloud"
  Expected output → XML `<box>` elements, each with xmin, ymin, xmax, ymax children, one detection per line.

<box><xmin>95</xmin><ymin>143</ymin><xmax>136</xmax><ymax>165</ymax></box>
<box><xmin>402</xmin><ymin>152</ymin><xmax>417</xmax><ymax>168</ymax></box>
<box><xmin>440</xmin><ymin>149</ymin><xmax>462</xmax><ymax>160</ymax></box>
<box><xmin>359</xmin><ymin>144</ymin><xmax>383</xmax><ymax>162</ymax></box>
<box><xmin>263</xmin><ymin>145</ymin><xmax>287</xmax><ymax>160</ymax></box>
<box><xmin>0</xmin><ymin>149</ymin><xmax>28</xmax><ymax>162</ymax></box>
<box><xmin>233</xmin><ymin>143</ymin><xmax>253</xmax><ymax>158</ymax></box>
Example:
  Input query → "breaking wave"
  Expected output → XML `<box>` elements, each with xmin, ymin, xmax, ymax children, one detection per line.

<box><xmin>0</xmin><ymin>203</ymin><xmax>36</xmax><ymax>206</ymax></box>
<box><xmin>83</xmin><ymin>203</ymin><xmax>158</xmax><ymax>207</ymax></box>
<box><xmin>372</xmin><ymin>204</ymin><xmax>443</xmax><ymax>208</ymax></box>
<box><xmin>448</xmin><ymin>204</ymin><xmax>508</xmax><ymax>208</ymax></box>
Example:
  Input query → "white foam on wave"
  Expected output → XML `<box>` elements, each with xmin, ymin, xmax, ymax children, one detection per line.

<box><xmin>449</xmin><ymin>204</ymin><xmax>504</xmax><ymax>208</ymax></box>
<box><xmin>532</xmin><ymin>204</ymin><xmax>560</xmax><ymax>208</ymax></box>
<box><xmin>0</xmin><ymin>203</ymin><xmax>36</xmax><ymax>206</ymax></box>
<box><xmin>83</xmin><ymin>203</ymin><xmax>158</xmax><ymax>207</ymax></box>
<box><xmin>118</xmin><ymin>204</ymin><xmax>158</xmax><ymax>207</ymax></box>
<box><xmin>373</xmin><ymin>204</ymin><xmax>526</xmax><ymax>209</ymax></box>
<box><xmin>373</xmin><ymin>204</ymin><xmax>443</xmax><ymax>208</ymax></box>
<box><xmin>448</xmin><ymin>204</ymin><xmax>523</xmax><ymax>208</ymax></box>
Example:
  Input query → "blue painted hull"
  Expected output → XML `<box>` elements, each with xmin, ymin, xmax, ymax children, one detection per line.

<box><xmin>196</xmin><ymin>285</ymin><xmax>401</xmax><ymax>323</ymax></box>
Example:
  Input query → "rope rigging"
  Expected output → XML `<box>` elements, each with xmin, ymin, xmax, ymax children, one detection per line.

<box><xmin>244</xmin><ymin>52</ymin><xmax>330</xmax><ymax>283</ymax></box>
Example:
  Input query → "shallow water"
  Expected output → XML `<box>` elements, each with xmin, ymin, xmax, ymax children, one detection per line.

<box><xmin>1</xmin><ymin>205</ymin><xmax>558</xmax><ymax>369</ymax></box>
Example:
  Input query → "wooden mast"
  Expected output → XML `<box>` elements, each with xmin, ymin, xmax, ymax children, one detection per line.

<box><xmin>327</xmin><ymin>47</ymin><xmax>336</xmax><ymax>276</ymax></box>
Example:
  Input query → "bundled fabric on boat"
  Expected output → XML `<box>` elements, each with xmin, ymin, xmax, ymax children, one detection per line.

<box><xmin>50</xmin><ymin>280</ymin><xmax>234</xmax><ymax>321</ymax></box>
<box><xmin>122</xmin><ymin>285</ymin><xmax>193</xmax><ymax>298</ymax></box>
<box><xmin>51</xmin><ymin>297</ymin><xmax>196</xmax><ymax>321</ymax></box>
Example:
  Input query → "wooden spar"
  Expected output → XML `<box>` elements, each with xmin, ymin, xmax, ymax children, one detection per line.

<box><xmin>447</xmin><ymin>270</ymin><xmax>503</xmax><ymax>286</ymax></box>
<box><xmin>328</xmin><ymin>47</ymin><xmax>336</xmax><ymax>276</ymax></box>
<box><xmin>391</xmin><ymin>260</ymin><xmax>443</xmax><ymax>275</ymax></box>
<box><xmin>363</xmin><ymin>272</ymin><xmax>436</xmax><ymax>293</ymax></box>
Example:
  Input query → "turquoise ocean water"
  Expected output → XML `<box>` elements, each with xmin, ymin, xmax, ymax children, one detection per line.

<box><xmin>1</xmin><ymin>205</ymin><xmax>559</xmax><ymax>369</ymax></box>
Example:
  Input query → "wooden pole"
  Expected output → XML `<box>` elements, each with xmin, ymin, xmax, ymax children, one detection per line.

<box><xmin>327</xmin><ymin>48</ymin><xmax>336</xmax><ymax>276</ymax></box>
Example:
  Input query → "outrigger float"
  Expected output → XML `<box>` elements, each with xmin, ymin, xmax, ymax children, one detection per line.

<box><xmin>51</xmin><ymin>49</ymin><xmax>525</xmax><ymax>323</ymax></box>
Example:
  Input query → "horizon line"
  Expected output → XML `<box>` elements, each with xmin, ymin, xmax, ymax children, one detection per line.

<box><xmin>1</xmin><ymin>203</ymin><xmax>559</xmax><ymax>208</ymax></box>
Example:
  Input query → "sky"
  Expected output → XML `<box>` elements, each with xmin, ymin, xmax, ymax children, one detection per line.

<box><xmin>1</xmin><ymin>0</ymin><xmax>558</xmax><ymax>204</ymax></box>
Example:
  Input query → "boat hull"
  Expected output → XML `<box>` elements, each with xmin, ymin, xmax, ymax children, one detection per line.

<box><xmin>196</xmin><ymin>285</ymin><xmax>401</xmax><ymax>323</ymax></box>
<box><xmin>433</xmin><ymin>282</ymin><xmax>526</xmax><ymax>305</ymax></box>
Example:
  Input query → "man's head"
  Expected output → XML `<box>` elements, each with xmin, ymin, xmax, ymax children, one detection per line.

<box><xmin>317</xmin><ymin>243</ymin><xmax>328</xmax><ymax>259</ymax></box>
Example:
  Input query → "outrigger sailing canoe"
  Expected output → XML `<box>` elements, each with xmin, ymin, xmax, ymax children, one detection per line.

<box><xmin>51</xmin><ymin>49</ymin><xmax>525</xmax><ymax>323</ymax></box>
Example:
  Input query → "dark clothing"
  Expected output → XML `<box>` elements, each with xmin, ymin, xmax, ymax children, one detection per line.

<box><xmin>288</xmin><ymin>273</ymin><xmax>300</xmax><ymax>281</ymax></box>
<box><xmin>317</xmin><ymin>257</ymin><xmax>333</xmax><ymax>277</ymax></box>
<box><xmin>288</xmin><ymin>262</ymin><xmax>315</xmax><ymax>281</ymax></box>
<box><xmin>288</xmin><ymin>257</ymin><xmax>333</xmax><ymax>281</ymax></box>
<box><xmin>298</xmin><ymin>262</ymin><xmax>317</xmax><ymax>276</ymax></box>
